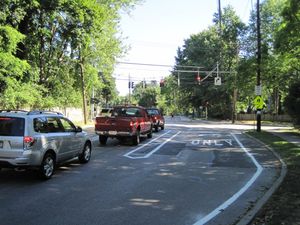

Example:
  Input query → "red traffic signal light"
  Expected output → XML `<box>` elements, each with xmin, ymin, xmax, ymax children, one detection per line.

<box><xmin>195</xmin><ymin>73</ymin><xmax>201</xmax><ymax>84</ymax></box>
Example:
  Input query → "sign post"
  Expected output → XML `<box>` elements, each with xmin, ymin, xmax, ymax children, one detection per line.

<box><xmin>253</xmin><ymin>95</ymin><xmax>264</xmax><ymax>132</ymax></box>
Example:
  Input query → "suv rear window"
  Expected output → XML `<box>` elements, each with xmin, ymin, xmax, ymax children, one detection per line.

<box><xmin>0</xmin><ymin>117</ymin><xmax>25</xmax><ymax>136</ymax></box>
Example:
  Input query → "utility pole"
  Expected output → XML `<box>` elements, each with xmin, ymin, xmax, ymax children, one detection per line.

<box><xmin>256</xmin><ymin>0</ymin><xmax>262</xmax><ymax>132</ymax></box>
<box><xmin>128</xmin><ymin>74</ymin><xmax>131</xmax><ymax>104</ymax></box>
<box><xmin>218</xmin><ymin>0</ymin><xmax>222</xmax><ymax>33</ymax></box>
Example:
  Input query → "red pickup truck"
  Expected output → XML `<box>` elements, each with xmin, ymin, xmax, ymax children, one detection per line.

<box><xmin>95</xmin><ymin>106</ymin><xmax>153</xmax><ymax>145</ymax></box>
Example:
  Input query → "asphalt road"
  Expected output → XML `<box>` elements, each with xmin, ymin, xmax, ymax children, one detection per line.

<box><xmin>0</xmin><ymin>117</ymin><xmax>282</xmax><ymax>225</ymax></box>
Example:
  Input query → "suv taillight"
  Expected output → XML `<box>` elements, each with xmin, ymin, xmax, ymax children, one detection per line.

<box><xmin>24</xmin><ymin>136</ymin><xmax>35</xmax><ymax>148</ymax></box>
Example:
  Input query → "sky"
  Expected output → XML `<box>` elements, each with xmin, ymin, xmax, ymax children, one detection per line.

<box><xmin>114</xmin><ymin>0</ymin><xmax>255</xmax><ymax>96</ymax></box>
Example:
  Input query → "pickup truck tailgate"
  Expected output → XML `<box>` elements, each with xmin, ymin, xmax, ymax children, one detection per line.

<box><xmin>95</xmin><ymin>117</ymin><xmax>134</xmax><ymax>133</ymax></box>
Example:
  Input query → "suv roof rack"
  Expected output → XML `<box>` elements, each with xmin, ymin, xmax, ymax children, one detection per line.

<box><xmin>0</xmin><ymin>109</ymin><xmax>29</xmax><ymax>113</ymax></box>
<box><xmin>27</xmin><ymin>110</ymin><xmax>64</xmax><ymax>116</ymax></box>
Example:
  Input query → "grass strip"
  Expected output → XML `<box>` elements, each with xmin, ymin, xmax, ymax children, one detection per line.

<box><xmin>246</xmin><ymin>131</ymin><xmax>300</xmax><ymax>225</ymax></box>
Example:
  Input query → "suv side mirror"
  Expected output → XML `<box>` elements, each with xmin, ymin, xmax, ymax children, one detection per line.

<box><xmin>76</xmin><ymin>126</ymin><xmax>82</xmax><ymax>132</ymax></box>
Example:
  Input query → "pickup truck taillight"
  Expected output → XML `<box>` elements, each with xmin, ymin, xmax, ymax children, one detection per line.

<box><xmin>130</xmin><ymin>121</ymin><xmax>138</xmax><ymax>128</ymax></box>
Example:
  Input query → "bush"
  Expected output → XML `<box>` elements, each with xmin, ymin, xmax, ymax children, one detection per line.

<box><xmin>284</xmin><ymin>80</ymin><xmax>300</xmax><ymax>127</ymax></box>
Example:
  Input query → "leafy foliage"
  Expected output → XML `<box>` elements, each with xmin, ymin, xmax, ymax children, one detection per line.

<box><xmin>0</xmin><ymin>0</ymin><xmax>139</xmax><ymax>112</ymax></box>
<box><xmin>132</xmin><ymin>81</ymin><xmax>160</xmax><ymax>107</ymax></box>
<box><xmin>284</xmin><ymin>81</ymin><xmax>300</xmax><ymax>126</ymax></box>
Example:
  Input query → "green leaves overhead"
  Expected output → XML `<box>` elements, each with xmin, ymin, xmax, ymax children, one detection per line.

<box><xmin>0</xmin><ymin>0</ymin><xmax>140</xmax><ymax>110</ymax></box>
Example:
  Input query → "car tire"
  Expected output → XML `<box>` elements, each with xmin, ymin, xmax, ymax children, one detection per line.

<box><xmin>39</xmin><ymin>153</ymin><xmax>55</xmax><ymax>180</ymax></box>
<box><xmin>161</xmin><ymin>125</ymin><xmax>164</xmax><ymax>130</ymax></box>
<box><xmin>155</xmin><ymin>125</ymin><xmax>159</xmax><ymax>132</ymax></box>
<box><xmin>99</xmin><ymin>135</ymin><xmax>108</xmax><ymax>145</ymax></box>
<box><xmin>132</xmin><ymin>130</ymin><xmax>140</xmax><ymax>146</ymax></box>
<box><xmin>79</xmin><ymin>143</ymin><xmax>92</xmax><ymax>163</ymax></box>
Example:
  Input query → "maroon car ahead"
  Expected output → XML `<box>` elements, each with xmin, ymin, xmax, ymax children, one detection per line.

<box><xmin>146</xmin><ymin>108</ymin><xmax>165</xmax><ymax>132</ymax></box>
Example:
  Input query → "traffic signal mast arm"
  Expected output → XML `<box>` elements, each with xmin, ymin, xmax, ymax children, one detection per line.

<box><xmin>200</xmin><ymin>63</ymin><xmax>219</xmax><ymax>82</ymax></box>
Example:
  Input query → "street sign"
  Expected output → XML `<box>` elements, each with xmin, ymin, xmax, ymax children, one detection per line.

<box><xmin>255</xmin><ymin>85</ymin><xmax>262</xmax><ymax>95</ymax></box>
<box><xmin>253</xmin><ymin>96</ymin><xmax>264</xmax><ymax>109</ymax></box>
<box><xmin>214</xmin><ymin>77</ymin><xmax>221</xmax><ymax>85</ymax></box>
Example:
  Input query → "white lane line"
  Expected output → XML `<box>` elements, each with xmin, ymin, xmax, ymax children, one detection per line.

<box><xmin>193</xmin><ymin>133</ymin><xmax>263</xmax><ymax>225</ymax></box>
<box><xmin>123</xmin><ymin>131</ymin><xmax>171</xmax><ymax>159</ymax></box>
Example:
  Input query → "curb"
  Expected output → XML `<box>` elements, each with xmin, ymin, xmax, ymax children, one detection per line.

<box><xmin>236</xmin><ymin>132</ymin><xmax>287</xmax><ymax>225</ymax></box>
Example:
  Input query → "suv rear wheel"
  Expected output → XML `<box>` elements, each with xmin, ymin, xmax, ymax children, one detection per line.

<box><xmin>79</xmin><ymin>143</ymin><xmax>91</xmax><ymax>163</ymax></box>
<box><xmin>39</xmin><ymin>153</ymin><xmax>55</xmax><ymax>179</ymax></box>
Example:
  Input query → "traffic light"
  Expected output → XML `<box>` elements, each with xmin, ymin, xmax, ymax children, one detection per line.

<box><xmin>159</xmin><ymin>79</ymin><xmax>165</xmax><ymax>87</ymax></box>
<box><xmin>196</xmin><ymin>73</ymin><xmax>201</xmax><ymax>85</ymax></box>
<box><xmin>128</xmin><ymin>81</ymin><xmax>134</xmax><ymax>88</ymax></box>
<box><xmin>143</xmin><ymin>80</ymin><xmax>147</xmax><ymax>88</ymax></box>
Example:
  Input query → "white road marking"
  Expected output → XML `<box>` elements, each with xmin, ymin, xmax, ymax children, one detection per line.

<box><xmin>123</xmin><ymin>131</ymin><xmax>171</xmax><ymax>159</ymax></box>
<box><xmin>143</xmin><ymin>131</ymin><xmax>181</xmax><ymax>158</ymax></box>
<box><xmin>193</xmin><ymin>133</ymin><xmax>263</xmax><ymax>225</ymax></box>
<box><xmin>191</xmin><ymin>139</ymin><xmax>233</xmax><ymax>146</ymax></box>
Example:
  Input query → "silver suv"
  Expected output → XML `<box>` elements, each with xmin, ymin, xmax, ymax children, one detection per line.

<box><xmin>0</xmin><ymin>110</ymin><xmax>92</xmax><ymax>179</ymax></box>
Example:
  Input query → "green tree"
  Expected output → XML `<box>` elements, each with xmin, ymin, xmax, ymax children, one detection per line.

<box><xmin>0</xmin><ymin>0</ymin><xmax>140</xmax><ymax>121</ymax></box>
<box><xmin>238</xmin><ymin>0</ymin><xmax>287</xmax><ymax>115</ymax></box>
<box><xmin>132</xmin><ymin>81</ymin><xmax>159</xmax><ymax>107</ymax></box>
<box><xmin>170</xmin><ymin>5</ymin><xmax>245</xmax><ymax>119</ymax></box>
<box><xmin>284</xmin><ymin>81</ymin><xmax>300</xmax><ymax>126</ymax></box>
<box><xmin>0</xmin><ymin>25</ymin><xmax>35</xmax><ymax>108</ymax></box>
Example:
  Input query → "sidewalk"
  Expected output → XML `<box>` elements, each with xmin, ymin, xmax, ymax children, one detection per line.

<box><xmin>267</xmin><ymin>129</ymin><xmax>300</xmax><ymax>147</ymax></box>
<box><xmin>235</xmin><ymin>120</ymin><xmax>300</xmax><ymax>147</ymax></box>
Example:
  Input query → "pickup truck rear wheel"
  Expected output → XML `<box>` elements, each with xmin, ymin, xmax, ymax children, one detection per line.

<box><xmin>132</xmin><ymin>130</ymin><xmax>140</xmax><ymax>146</ymax></box>
<box><xmin>99</xmin><ymin>135</ymin><xmax>108</xmax><ymax>145</ymax></box>
<box><xmin>147</xmin><ymin>127</ymin><xmax>153</xmax><ymax>138</ymax></box>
